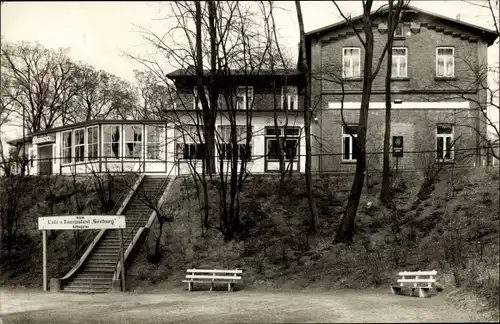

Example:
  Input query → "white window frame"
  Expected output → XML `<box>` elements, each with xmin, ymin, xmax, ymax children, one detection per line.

<box><xmin>236</xmin><ymin>86</ymin><xmax>254</xmax><ymax>110</ymax></box>
<box><xmin>392</xmin><ymin>47</ymin><xmax>407</xmax><ymax>78</ymax></box>
<box><xmin>436</xmin><ymin>124</ymin><xmax>454</xmax><ymax>161</ymax></box>
<box><xmin>342</xmin><ymin>47</ymin><xmax>361</xmax><ymax>79</ymax></box>
<box><xmin>123</xmin><ymin>125</ymin><xmax>143</xmax><ymax>160</ymax></box>
<box><xmin>218</xmin><ymin>125</ymin><xmax>252</xmax><ymax>161</ymax></box>
<box><xmin>281</xmin><ymin>86</ymin><xmax>298</xmax><ymax>110</ymax></box>
<box><xmin>176</xmin><ymin>125</ymin><xmax>205</xmax><ymax>160</ymax></box>
<box><xmin>102</xmin><ymin>125</ymin><xmax>121</xmax><ymax>160</ymax></box>
<box><xmin>265</xmin><ymin>127</ymin><xmax>300</xmax><ymax>162</ymax></box>
<box><xmin>62</xmin><ymin>130</ymin><xmax>72</xmax><ymax>165</ymax></box>
<box><xmin>394</xmin><ymin>23</ymin><xmax>404</xmax><ymax>37</ymax></box>
<box><xmin>73</xmin><ymin>128</ymin><xmax>85</xmax><ymax>163</ymax></box>
<box><xmin>436</xmin><ymin>47</ymin><xmax>455</xmax><ymax>78</ymax></box>
<box><xmin>87</xmin><ymin>126</ymin><xmax>99</xmax><ymax>161</ymax></box>
<box><xmin>342</xmin><ymin>125</ymin><xmax>358</xmax><ymax>162</ymax></box>
<box><xmin>193</xmin><ymin>86</ymin><xmax>209</xmax><ymax>110</ymax></box>
<box><xmin>146</xmin><ymin>124</ymin><xmax>165</xmax><ymax>161</ymax></box>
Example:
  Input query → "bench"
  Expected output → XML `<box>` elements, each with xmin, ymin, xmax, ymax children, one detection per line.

<box><xmin>182</xmin><ymin>269</ymin><xmax>243</xmax><ymax>292</ymax></box>
<box><xmin>390</xmin><ymin>270</ymin><xmax>437</xmax><ymax>298</ymax></box>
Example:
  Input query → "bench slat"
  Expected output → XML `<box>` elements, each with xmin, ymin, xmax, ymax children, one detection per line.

<box><xmin>398</xmin><ymin>270</ymin><xmax>437</xmax><ymax>276</ymax></box>
<box><xmin>187</xmin><ymin>269</ymin><xmax>243</xmax><ymax>274</ymax></box>
<box><xmin>182</xmin><ymin>280</ymin><xmax>236</xmax><ymax>283</ymax></box>
<box><xmin>397</xmin><ymin>278</ymin><xmax>436</xmax><ymax>283</ymax></box>
<box><xmin>186</xmin><ymin>275</ymin><xmax>242</xmax><ymax>280</ymax></box>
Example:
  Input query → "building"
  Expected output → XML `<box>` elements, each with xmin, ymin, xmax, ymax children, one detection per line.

<box><xmin>306</xmin><ymin>5</ymin><xmax>498</xmax><ymax>172</ymax></box>
<box><xmin>6</xmin><ymin>5</ymin><xmax>498</xmax><ymax>176</ymax></box>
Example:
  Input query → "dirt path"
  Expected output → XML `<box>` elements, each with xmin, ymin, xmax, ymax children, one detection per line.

<box><xmin>0</xmin><ymin>287</ymin><xmax>486</xmax><ymax>323</ymax></box>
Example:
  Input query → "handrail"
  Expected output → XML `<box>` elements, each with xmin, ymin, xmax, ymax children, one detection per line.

<box><xmin>60</xmin><ymin>173</ymin><xmax>145</xmax><ymax>282</ymax></box>
<box><xmin>113</xmin><ymin>165</ymin><xmax>176</xmax><ymax>280</ymax></box>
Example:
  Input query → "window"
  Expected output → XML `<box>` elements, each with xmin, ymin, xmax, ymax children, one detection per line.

<box><xmin>74</xmin><ymin>128</ymin><xmax>85</xmax><ymax>163</ymax></box>
<box><xmin>394</xmin><ymin>23</ymin><xmax>404</xmax><ymax>37</ymax></box>
<box><xmin>436</xmin><ymin>124</ymin><xmax>454</xmax><ymax>161</ymax></box>
<box><xmin>343</xmin><ymin>48</ymin><xmax>361</xmax><ymax>79</ymax></box>
<box><xmin>236</xmin><ymin>86</ymin><xmax>254</xmax><ymax>110</ymax></box>
<box><xmin>218</xmin><ymin>126</ymin><xmax>252</xmax><ymax>161</ymax></box>
<box><xmin>176</xmin><ymin>126</ymin><xmax>205</xmax><ymax>160</ymax></box>
<box><xmin>266</xmin><ymin>127</ymin><xmax>300</xmax><ymax>161</ymax></box>
<box><xmin>436</xmin><ymin>47</ymin><xmax>454</xmax><ymax>77</ymax></box>
<box><xmin>103</xmin><ymin>125</ymin><xmax>121</xmax><ymax>159</ymax></box>
<box><xmin>193</xmin><ymin>86</ymin><xmax>209</xmax><ymax>110</ymax></box>
<box><xmin>62</xmin><ymin>131</ymin><xmax>72</xmax><ymax>164</ymax></box>
<box><xmin>392</xmin><ymin>47</ymin><xmax>407</xmax><ymax>78</ymax></box>
<box><xmin>124</xmin><ymin>125</ymin><xmax>143</xmax><ymax>159</ymax></box>
<box><xmin>87</xmin><ymin>126</ymin><xmax>99</xmax><ymax>161</ymax></box>
<box><xmin>342</xmin><ymin>124</ymin><xmax>359</xmax><ymax>162</ymax></box>
<box><xmin>281</xmin><ymin>86</ymin><xmax>298</xmax><ymax>110</ymax></box>
<box><xmin>146</xmin><ymin>125</ymin><xmax>164</xmax><ymax>160</ymax></box>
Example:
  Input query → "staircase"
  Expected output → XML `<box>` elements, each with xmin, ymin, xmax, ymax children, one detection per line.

<box><xmin>61</xmin><ymin>175</ymin><xmax>169</xmax><ymax>293</ymax></box>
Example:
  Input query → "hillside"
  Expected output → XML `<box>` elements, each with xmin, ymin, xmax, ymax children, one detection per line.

<box><xmin>128</xmin><ymin>167</ymin><xmax>499</xmax><ymax>318</ymax></box>
<box><xmin>1</xmin><ymin>167</ymin><xmax>498</xmax><ymax>319</ymax></box>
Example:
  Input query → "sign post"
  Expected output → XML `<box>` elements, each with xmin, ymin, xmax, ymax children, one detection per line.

<box><xmin>38</xmin><ymin>215</ymin><xmax>126</xmax><ymax>292</ymax></box>
<box><xmin>43</xmin><ymin>230</ymin><xmax>47</xmax><ymax>291</ymax></box>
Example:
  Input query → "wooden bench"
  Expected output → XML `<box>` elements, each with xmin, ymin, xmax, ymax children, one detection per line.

<box><xmin>182</xmin><ymin>269</ymin><xmax>242</xmax><ymax>292</ymax></box>
<box><xmin>390</xmin><ymin>270</ymin><xmax>437</xmax><ymax>298</ymax></box>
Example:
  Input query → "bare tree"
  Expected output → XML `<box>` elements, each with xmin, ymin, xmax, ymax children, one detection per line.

<box><xmin>0</xmin><ymin>41</ymin><xmax>79</xmax><ymax>133</ymax></box>
<box><xmin>296</xmin><ymin>1</ymin><xmax>320</xmax><ymax>235</ymax></box>
<box><xmin>331</xmin><ymin>0</ymin><xmax>406</xmax><ymax>243</ymax></box>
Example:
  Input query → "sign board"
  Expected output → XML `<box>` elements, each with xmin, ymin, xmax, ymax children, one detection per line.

<box><xmin>393</xmin><ymin>136</ymin><xmax>403</xmax><ymax>157</ymax></box>
<box><xmin>38</xmin><ymin>215</ymin><xmax>126</xmax><ymax>230</ymax></box>
<box><xmin>33</xmin><ymin>135</ymin><xmax>56</xmax><ymax>144</ymax></box>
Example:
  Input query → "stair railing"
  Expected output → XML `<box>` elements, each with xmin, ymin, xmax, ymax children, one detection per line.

<box><xmin>113</xmin><ymin>165</ymin><xmax>176</xmax><ymax>281</ymax></box>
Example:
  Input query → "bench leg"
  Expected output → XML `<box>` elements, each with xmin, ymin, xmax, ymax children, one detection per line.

<box><xmin>188</xmin><ymin>282</ymin><xmax>193</xmax><ymax>291</ymax></box>
<box><xmin>210</xmin><ymin>282</ymin><xmax>213</xmax><ymax>292</ymax></box>
<box><xmin>228</xmin><ymin>283</ymin><xmax>233</xmax><ymax>292</ymax></box>
<box><xmin>418</xmin><ymin>288</ymin><xmax>429</xmax><ymax>298</ymax></box>
<box><xmin>390</xmin><ymin>287</ymin><xmax>401</xmax><ymax>295</ymax></box>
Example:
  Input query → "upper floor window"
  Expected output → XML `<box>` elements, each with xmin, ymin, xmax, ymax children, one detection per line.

<box><xmin>281</xmin><ymin>86</ymin><xmax>298</xmax><ymax>110</ymax></box>
<box><xmin>342</xmin><ymin>47</ymin><xmax>361</xmax><ymax>79</ymax></box>
<box><xmin>436</xmin><ymin>124</ymin><xmax>454</xmax><ymax>161</ymax></box>
<box><xmin>342</xmin><ymin>124</ymin><xmax>359</xmax><ymax>162</ymax></box>
<box><xmin>193</xmin><ymin>86</ymin><xmax>209</xmax><ymax>110</ymax></box>
<box><xmin>392</xmin><ymin>47</ymin><xmax>407</xmax><ymax>78</ymax></box>
<box><xmin>236</xmin><ymin>86</ymin><xmax>254</xmax><ymax>110</ymax></box>
<box><xmin>436</xmin><ymin>47</ymin><xmax>454</xmax><ymax>78</ymax></box>
<box><xmin>394</xmin><ymin>23</ymin><xmax>404</xmax><ymax>37</ymax></box>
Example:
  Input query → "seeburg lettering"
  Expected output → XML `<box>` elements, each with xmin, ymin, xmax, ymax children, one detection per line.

<box><xmin>92</xmin><ymin>219</ymin><xmax>115</xmax><ymax>226</ymax></box>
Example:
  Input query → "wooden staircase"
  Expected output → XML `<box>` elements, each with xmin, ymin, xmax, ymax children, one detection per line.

<box><xmin>61</xmin><ymin>175</ymin><xmax>169</xmax><ymax>293</ymax></box>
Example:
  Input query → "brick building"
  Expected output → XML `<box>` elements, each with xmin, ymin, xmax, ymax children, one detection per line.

<box><xmin>306</xmin><ymin>5</ymin><xmax>498</xmax><ymax>172</ymax></box>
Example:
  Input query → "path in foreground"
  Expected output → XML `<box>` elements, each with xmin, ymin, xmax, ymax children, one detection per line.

<box><xmin>0</xmin><ymin>287</ymin><xmax>486</xmax><ymax>323</ymax></box>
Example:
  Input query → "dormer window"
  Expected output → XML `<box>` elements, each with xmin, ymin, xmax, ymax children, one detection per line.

<box><xmin>193</xmin><ymin>86</ymin><xmax>209</xmax><ymax>110</ymax></box>
<box><xmin>394</xmin><ymin>23</ymin><xmax>404</xmax><ymax>37</ymax></box>
<box><xmin>236</xmin><ymin>86</ymin><xmax>254</xmax><ymax>110</ymax></box>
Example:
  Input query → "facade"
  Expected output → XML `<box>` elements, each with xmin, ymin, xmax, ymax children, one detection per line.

<box><xmin>6</xmin><ymin>5</ymin><xmax>498</xmax><ymax>176</ymax></box>
<box><xmin>306</xmin><ymin>5</ymin><xmax>497</xmax><ymax>171</ymax></box>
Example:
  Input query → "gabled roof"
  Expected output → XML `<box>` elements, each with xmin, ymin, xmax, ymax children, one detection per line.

<box><xmin>305</xmin><ymin>4</ymin><xmax>498</xmax><ymax>46</ymax></box>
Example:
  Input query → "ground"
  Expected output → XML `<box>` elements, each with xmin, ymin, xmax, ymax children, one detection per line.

<box><xmin>0</xmin><ymin>287</ymin><xmax>491</xmax><ymax>323</ymax></box>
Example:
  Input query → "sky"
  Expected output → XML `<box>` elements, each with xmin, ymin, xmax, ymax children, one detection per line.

<box><xmin>1</xmin><ymin>1</ymin><xmax>499</xmax><ymax>142</ymax></box>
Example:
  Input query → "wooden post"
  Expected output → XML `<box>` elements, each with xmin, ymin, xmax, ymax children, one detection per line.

<box><xmin>43</xmin><ymin>230</ymin><xmax>47</xmax><ymax>292</ymax></box>
<box><xmin>119</xmin><ymin>229</ymin><xmax>126</xmax><ymax>292</ymax></box>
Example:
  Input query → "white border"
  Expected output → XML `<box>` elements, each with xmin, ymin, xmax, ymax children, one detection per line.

<box><xmin>328</xmin><ymin>101</ymin><xmax>470</xmax><ymax>109</ymax></box>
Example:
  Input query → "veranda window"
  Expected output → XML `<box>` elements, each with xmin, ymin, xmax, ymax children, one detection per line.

<box><xmin>103</xmin><ymin>125</ymin><xmax>121</xmax><ymax>159</ymax></box>
<box><xmin>124</xmin><ymin>125</ymin><xmax>143</xmax><ymax>159</ymax></box>
<box><xmin>74</xmin><ymin>128</ymin><xmax>85</xmax><ymax>162</ymax></box>
<box><xmin>146</xmin><ymin>125</ymin><xmax>164</xmax><ymax>160</ymax></box>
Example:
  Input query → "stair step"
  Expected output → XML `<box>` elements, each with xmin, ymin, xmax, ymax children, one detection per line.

<box><xmin>75</xmin><ymin>274</ymin><xmax>113</xmax><ymax>279</ymax></box>
<box><xmin>62</xmin><ymin>287</ymin><xmax>110</xmax><ymax>293</ymax></box>
<box><xmin>71</xmin><ymin>279</ymin><xmax>112</xmax><ymax>285</ymax></box>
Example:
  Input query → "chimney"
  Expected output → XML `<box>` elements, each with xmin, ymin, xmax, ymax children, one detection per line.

<box><xmin>456</xmin><ymin>14</ymin><xmax>461</xmax><ymax>21</ymax></box>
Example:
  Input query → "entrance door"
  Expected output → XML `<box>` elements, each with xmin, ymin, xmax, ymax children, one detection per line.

<box><xmin>38</xmin><ymin>145</ymin><xmax>53</xmax><ymax>175</ymax></box>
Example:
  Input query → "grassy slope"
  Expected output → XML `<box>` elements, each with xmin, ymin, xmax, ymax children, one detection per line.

<box><xmin>0</xmin><ymin>175</ymin><xmax>129</xmax><ymax>286</ymax></box>
<box><xmin>128</xmin><ymin>167</ymin><xmax>499</xmax><ymax>318</ymax></box>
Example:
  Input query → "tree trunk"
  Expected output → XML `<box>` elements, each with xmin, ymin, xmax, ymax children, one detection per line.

<box><xmin>296</xmin><ymin>1</ymin><xmax>319</xmax><ymax>235</ymax></box>
<box><xmin>380</xmin><ymin>1</ymin><xmax>395</xmax><ymax>204</ymax></box>
<box><xmin>334</xmin><ymin>4</ymin><xmax>375</xmax><ymax>244</ymax></box>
